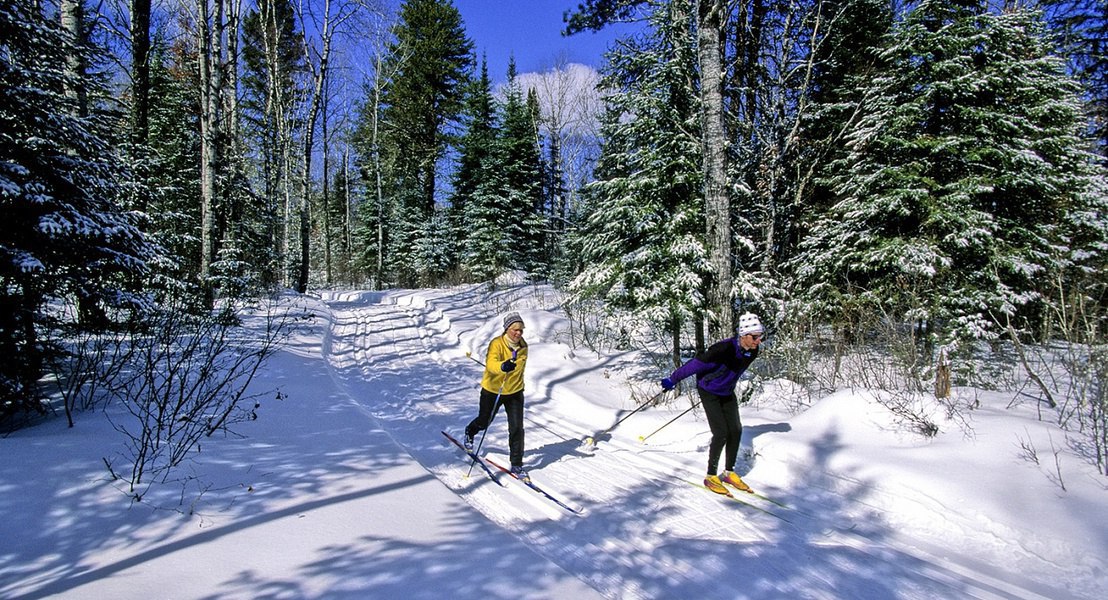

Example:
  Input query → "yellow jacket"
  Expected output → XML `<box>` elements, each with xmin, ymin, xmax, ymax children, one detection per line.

<box><xmin>480</xmin><ymin>334</ymin><xmax>528</xmax><ymax>395</ymax></box>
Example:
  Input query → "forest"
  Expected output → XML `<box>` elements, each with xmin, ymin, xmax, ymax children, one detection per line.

<box><xmin>2</xmin><ymin>0</ymin><xmax>1105</xmax><ymax>484</ymax></box>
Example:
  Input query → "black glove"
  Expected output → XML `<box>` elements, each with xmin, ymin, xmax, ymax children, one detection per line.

<box><xmin>501</xmin><ymin>359</ymin><xmax>516</xmax><ymax>373</ymax></box>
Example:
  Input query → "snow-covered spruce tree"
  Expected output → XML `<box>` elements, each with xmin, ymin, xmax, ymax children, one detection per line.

<box><xmin>498</xmin><ymin>62</ymin><xmax>548</xmax><ymax>279</ymax></box>
<box><xmin>568</xmin><ymin>0</ymin><xmax>732</xmax><ymax>338</ymax></box>
<box><xmin>1041</xmin><ymin>0</ymin><xmax>1108</xmax><ymax>164</ymax></box>
<box><xmin>0</xmin><ymin>1</ymin><xmax>151</xmax><ymax>419</ymax></box>
<box><xmin>461</xmin><ymin>152</ymin><xmax>511</xmax><ymax>282</ymax></box>
<box><xmin>454</xmin><ymin>58</ymin><xmax>548</xmax><ymax>284</ymax></box>
<box><xmin>449</xmin><ymin>57</ymin><xmax>500</xmax><ymax>281</ymax></box>
<box><xmin>787</xmin><ymin>0</ymin><xmax>894</xmax><ymax>263</ymax></box>
<box><xmin>377</xmin><ymin>0</ymin><xmax>472</xmax><ymax>287</ymax></box>
<box><xmin>566</xmin><ymin>0</ymin><xmax>707</xmax><ymax>365</ymax></box>
<box><xmin>793</xmin><ymin>1</ymin><xmax>1101</xmax><ymax>348</ymax></box>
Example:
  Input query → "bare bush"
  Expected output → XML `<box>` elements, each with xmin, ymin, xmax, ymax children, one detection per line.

<box><xmin>787</xmin><ymin>300</ymin><xmax>945</xmax><ymax>436</ymax></box>
<box><xmin>1003</xmin><ymin>292</ymin><xmax>1107</xmax><ymax>476</ymax></box>
<box><xmin>48</xmin><ymin>317</ymin><xmax>136</xmax><ymax>427</ymax></box>
<box><xmin>98</xmin><ymin>297</ymin><xmax>296</xmax><ymax>502</ymax></box>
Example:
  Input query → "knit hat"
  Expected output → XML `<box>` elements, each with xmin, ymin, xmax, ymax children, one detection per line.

<box><xmin>736</xmin><ymin>312</ymin><xmax>764</xmax><ymax>336</ymax></box>
<box><xmin>503</xmin><ymin>312</ymin><xmax>523</xmax><ymax>332</ymax></box>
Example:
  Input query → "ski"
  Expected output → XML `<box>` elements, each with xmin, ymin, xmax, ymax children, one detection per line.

<box><xmin>484</xmin><ymin>457</ymin><xmax>583</xmax><ymax>515</ymax></box>
<box><xmin>686</xmin><ymin>479</ymin><xmax>791</xmax><ymax>522</ymax></box>
<box><xmin>721</xmin><ymin>481</ymin><xmax>790</xmax><ymax>509</ymax></box>
<box><xmin>441</xmin><ymin>431</ymin><xmax>505</xmax><ymax>487</ymax></box>
<box><xmin>746</xmin><ymin>489</ymin><xmax>789</xmax><ymax>509</ymax></box>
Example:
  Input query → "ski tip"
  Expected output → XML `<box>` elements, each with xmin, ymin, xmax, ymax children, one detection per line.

<box><xmin>637</xmin><ymin>436</ymin><xmax>645</xmax><ymax>442</ymax></box>
<box><xmin>582</xmin><ymin>437</ymin><xmax>594</xmax><ymax>446</ymax></box>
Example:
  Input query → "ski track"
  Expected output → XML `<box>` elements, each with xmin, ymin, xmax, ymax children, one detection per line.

<box><xmin>318</xmin><ymin>287</ymin><xmax>1083</xmax><ymax>600</ymax></box>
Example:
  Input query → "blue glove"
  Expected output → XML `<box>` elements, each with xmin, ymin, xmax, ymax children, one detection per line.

<box><xmin>501</xmin><ymin>359</ymin><xmax>516</xmax><ymax>373</ymax></box>
<box><xmin>661</xmin><ymin>377</ymin><xmax>675</xmax><ymax>391</ymax></box>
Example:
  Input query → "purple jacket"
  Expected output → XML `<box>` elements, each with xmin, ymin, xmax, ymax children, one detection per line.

<box><xmin>669</xmin><ymin>338</ymin><xmax>759</xmax><ymax>397</ymax></box>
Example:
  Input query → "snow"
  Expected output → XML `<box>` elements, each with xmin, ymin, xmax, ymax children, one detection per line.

<box><xmin>2</xmin><ymin>280</ymin><xmax>1106</xmax><ymax>599</ymax></box>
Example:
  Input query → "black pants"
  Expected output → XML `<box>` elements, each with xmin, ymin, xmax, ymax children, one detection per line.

<box><xmin>465</xmin><ymin>388</ymin><xmax>525</xmax><ymax>467</ymax></box>
<box><xmin>700</xmin><ymin>388</ymin><xmax>742</xmax><ymax>475</ymax></box>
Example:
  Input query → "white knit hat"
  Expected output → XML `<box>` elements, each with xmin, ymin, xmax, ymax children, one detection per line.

<box><xmin>736</xmin><ymin>312</ymin><xmax>764</xmax><ymax>336</ymax></box>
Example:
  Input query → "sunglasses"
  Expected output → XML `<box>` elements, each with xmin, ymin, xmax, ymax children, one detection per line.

<box><xmin>748</xmin><ymin>333</ymin><xmax>763</xmax><ymax>341</ymax></box>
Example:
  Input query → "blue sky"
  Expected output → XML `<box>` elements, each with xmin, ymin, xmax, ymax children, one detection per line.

<box><xmin>452</xmin><ymin>1</ymin><xmax>639</xmax><ymax>80</ymax></box>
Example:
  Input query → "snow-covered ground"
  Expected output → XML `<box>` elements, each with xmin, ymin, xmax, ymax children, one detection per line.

<box><xmin>2</xmin><ymin>280</ymin><xmax>1105</xmax><ymax>599</ymax></box>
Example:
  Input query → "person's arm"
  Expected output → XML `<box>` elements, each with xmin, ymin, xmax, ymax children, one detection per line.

<box><xmin>670</xmin><ymin>356</ymin><xmax>711</xmax><ymax>383</ymax></box>
<box><xmin>663</xmin><ymin>339</ymin><xmax>729</xmax><ymax>387</ymax></box>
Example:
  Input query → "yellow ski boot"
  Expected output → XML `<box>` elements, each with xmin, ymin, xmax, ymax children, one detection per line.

<box><xmin>703</xmin><ymin>474</ymin><xmax>730</xmax><ymax>495</ymax></box>
<box><xmin>720</xmin><ymin>470</ymin><xmax>752</xmax><ymax>493</ymax></box>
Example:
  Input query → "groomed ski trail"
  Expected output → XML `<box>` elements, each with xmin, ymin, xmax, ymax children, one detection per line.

<box><xmin>319</xmin><ymin>286</ymin><xmax>1083</xmax><ymax>600</ymax></box>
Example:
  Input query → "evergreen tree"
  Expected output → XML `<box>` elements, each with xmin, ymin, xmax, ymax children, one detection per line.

<box><xmin>1041</xmin><ymin>0</ymin><xmax>1108</xmax><ymax>164</ymax></box>
<box><xmin>461</xmin><ymin>149</ymin><xmax>512</xmax><ymax>281</ymax></box>
<box><xmin>378</xmin><ymin>0</ymin><xmax>472</xmax><ymax>286</ymax></box>
<box><xmin>0</xmin><ymin>2</ymin><xmax>152</xmax><ymax>417</ymax></box>
<box><xmin>144</xmin><ymin>41</ymin><xmax>203</xmax><ymax>297</ymax></box>
<box><xmin>449</xmin><ymin>56</ymin><xmax>498</xmax><ymax>279</ymax></box>
<box><xmin>796</xmin><ymin>0</ymin><xmax>893</xmax><ymax>247</ymax></box>
<box><xmin>794</xmin><ymin>1</ymin><xmax>1103</xmax><ymax>343</ymax></box>
<box><xmin>567</xmin><ymin>0</ymin><xmax>706</xmax><ymax>361</ymax></box>
<box><xmin>498</xmin><ymin>61</ymin><xmax>548</xmax><ymax>277</ymax></box>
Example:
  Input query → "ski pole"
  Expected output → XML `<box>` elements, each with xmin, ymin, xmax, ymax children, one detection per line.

<box><xmin>638</xmin><ymin>398</ymin><xmax>703</xmax><ymax>444</ymax></box>
<box><xmin>464</xmin><ymin>351</ymin><xmax>484</xmax><ymax>367</ymax></box>
<box><xmin>466</xmin><ymin>348</ymin><xmax>516</xmax><ymax>478</ymax></box>
<box><xmin>467</xmin><ymin>382</ymin><xmax>504</xmax><ymax>478</ymax></box>
<box><xmin>583</xmin><ymin>388</ymin><xmax>669</xmax><ymax>446</ymax></box>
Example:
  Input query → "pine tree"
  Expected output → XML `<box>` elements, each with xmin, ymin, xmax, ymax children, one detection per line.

<box><xmin>498</xmin><ymin>61</ymin><xmax>548</xmax><ymax>278</ymax></box>
<box><xmin>1041</xmin><ymin>0</ymin><xmax>1108</xmax><ymax>164</ymax></box>
<box><xmin>449</xmin><ymin>56</ymin><xmax>498</xmax><ymax>279</ymax></box>
<box><xmin>144</xmin><ymin>41</ymin><xmax>203</xmax><ymax>296</ymax></box>
<box><xmin>378</xmin><ymin>0</ymin><xmax>472</xmax><ymax>286</ymax></box>
<box><xmin>0</xmin><ymin>2</ymin><xmax>152</xmax><ymax>417</ymax></box>
<box><xmin>795</xmin><ymin>0</ymin><xmax>893</xmax><ymax>253</ymax></box>
<box><xmin>461</xmin><ymin>155</ymin><xmax>511</xmax><ymax>281</ymax></box>
<box><xmin>567</xmin><ymin>0</ymin><xmax>706</xmax><ymax>362</ymax></box>
<box><xmin>568</xmin><ymin>0</ymin><xmax>732</xmax><ymax>337</ymax></box>
<box><xmin>794</xmin><ymin>1</ymin><xmax>1103</xmax><ymax>342</ymax></box>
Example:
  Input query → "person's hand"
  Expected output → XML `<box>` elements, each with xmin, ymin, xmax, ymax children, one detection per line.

<box><xmin>501</xmin><ymin>359</ymin><xmax>517</xmax><ymax>373</ymax></box>
<box><xmin>661</xmin><ymin>377</ymin><xmax>675</xmax><ymax>391</ymax></box>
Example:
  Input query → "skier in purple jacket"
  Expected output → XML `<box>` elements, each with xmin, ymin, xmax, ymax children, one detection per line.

<box><xmin>661</xmin><ymin>312</ymin><xmax>764</xmax><ymax>495</ymax></box>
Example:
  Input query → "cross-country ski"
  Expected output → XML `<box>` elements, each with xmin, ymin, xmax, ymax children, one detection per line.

<box><xmin>441</xmin><ymin>430</ymin><xmax>505</xmax><ymax>486</ymax></box>
<box><xmin>484</xmin><ymin>456</ymin><xmax>582</xmax><ymax>515</ymax></box>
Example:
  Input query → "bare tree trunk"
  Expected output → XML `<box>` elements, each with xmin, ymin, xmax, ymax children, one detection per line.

<box><xmin>698</xmin><ymin>0</ymin><xmax>732</xmax><ymax>339</ymax></box>
<box><xmin>197</xmin><ymin>0</ymin><xmax>226</xmax><ymax>291</ymax></box>
<box><xmin>671</xmin><ymin>316</ymin><xmax>682</xmax><ymax>368</ymax></box>
<box><xmin>259</xmin><ymin>0</ymin><xmax>292</xmax><ymax>286</ymax></box>
<box><xmin>372</xmin><ymin>47</ymin><xmax>388</xmax><ymax>288</ymax></box>
<box><xmin>130</xmin><ymin>0</ymin><xmax>151</xmax><ymax>149</ymax></box>
<box><xmin>294</xmin><ymin>0</ymin><xmax>352</xmax><ymax>293</ymax></box>
<box><xmin>322</xmin><ymin>75</ymin><xmax>333</xmax><ymax>285</ymax></box>
<box><xmin>60</xmin><ymin>0</ymin><xmax>88</xmax><ymax>118</ymax></box>
<box><xmin>224</xmin><ymin>0</ymin><xmax>241</xmax><ymax>153</ymax></box>
<box><xmin>344</xmin><ymin>148</ymin><xmax>352</xmax><ymax>284</ymax></box>
<box><xmin>61</xmin><ymin>0</ymin><xmax>108</xmax><ymax>326</ymax></box>
<box><xmin>126</xmin><ymin>0</ymin><xmax>152</xmax><ymax>215</ymax></box>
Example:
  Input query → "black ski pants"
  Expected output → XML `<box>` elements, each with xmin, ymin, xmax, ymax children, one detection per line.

<box><xmin>465</xmin><ymin>388</ymin><xmax>525</xmax><ymax>467</ymax></box>
<box><xmin>699</xmin><ymin>388</ymin><xmax>742</xmax><ymax>475</ymax></box>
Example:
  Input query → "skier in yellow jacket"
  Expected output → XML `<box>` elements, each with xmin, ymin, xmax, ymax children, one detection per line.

<box><xmin>464</xmin><ymin>312</ymin><xmax>530</xmax><ymax>480</ymax></box>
